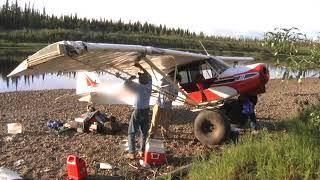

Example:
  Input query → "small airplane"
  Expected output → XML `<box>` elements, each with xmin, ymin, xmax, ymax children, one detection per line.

<box><xmin>8</xmin><ymin>41</ymin><xmax>269</xmax><ymax>145</ymax></box>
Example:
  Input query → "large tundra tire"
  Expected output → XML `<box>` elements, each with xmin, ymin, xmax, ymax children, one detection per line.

<box><xmin>194</xmin><ymin>110</ymin><xmax>230</xmax><ymax>145</ymax></box>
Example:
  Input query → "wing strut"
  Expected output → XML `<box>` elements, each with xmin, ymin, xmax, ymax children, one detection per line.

<box><xmin>141</xmin><ymin>57</ymin><xmax>197</xmax><ymax>106</ymax></box>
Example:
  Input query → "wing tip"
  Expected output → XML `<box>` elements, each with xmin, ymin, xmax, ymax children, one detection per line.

<box><xmin>7</xmin><ymin>60</ymin><xmax>28</xmax><ymax>77</ymax></box>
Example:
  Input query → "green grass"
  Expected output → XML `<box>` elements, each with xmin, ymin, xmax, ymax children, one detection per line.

<box><xmin>189</xmin><ymin>106</ymin><xmax>320</xmax><ymax>180</ymax></box>
<box><xmin>0</xmin><ymin>42</ymin><xmax>46</xmax><ymax>48</ymax></box>
<box><xmin>0</xmin><ymin>42</ymin><xmax>47</xmax><ymax>62</ymax></box>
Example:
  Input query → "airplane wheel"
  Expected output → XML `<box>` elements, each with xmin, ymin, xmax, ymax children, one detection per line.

<box><xmin>194</xmin><ymin>110</ymin><xmax>230</xmax><ymax>145</ymax></box>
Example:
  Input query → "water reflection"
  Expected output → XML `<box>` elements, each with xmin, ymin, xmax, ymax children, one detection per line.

<box><xmin>266</xmin><ymin>64</ymin><xmax>320</xmax><ymax>79</ymax></box>
<box><xmin>0</xmin><ymin>60</ymin><xmax>319</xmax><ymax>93</ymax></box>
<box><xmin>0</xmin><ymin>60</ymin><xmax>123</xmax><ymax>92</ymax></box>
<box><xmin>0</xmin><ymin>72</ymin><xmax>78</xmax><ymax>93</ymax></box>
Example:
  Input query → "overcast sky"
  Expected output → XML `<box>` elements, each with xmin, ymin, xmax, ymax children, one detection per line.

<box><xmin>6</xmin><ymin>0</ymin><xmax>320</xmax><ymax>38</ymax></box>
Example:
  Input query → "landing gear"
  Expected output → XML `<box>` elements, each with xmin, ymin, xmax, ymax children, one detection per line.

<box><xmin>193</xmin><ymin>95</ymin><xmax>258</xmax><ymax>145</ymax></box>
<box><xmin>194</xmin><ymin>110</ymin><xmax>230</xmax><ymax>145</ymax></box>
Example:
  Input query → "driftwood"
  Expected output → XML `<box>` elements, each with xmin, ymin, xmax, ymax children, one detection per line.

<box><xmin>84</xmin><ymin>175</ymin><xmax>125</xmax><ymax>180</ymax></box>
<box><xmin>155</xmin><ymin>164</ymin><xmax>192</xmax><ymax>180</ymax></box>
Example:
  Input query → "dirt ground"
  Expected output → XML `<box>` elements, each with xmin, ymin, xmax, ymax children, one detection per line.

<box><xmin>1</xmin><ymin>79</ymin><xmax>320</xmax><ymax>179</ymax></box>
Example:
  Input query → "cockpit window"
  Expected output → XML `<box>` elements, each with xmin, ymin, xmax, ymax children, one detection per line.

<box><xmin>201</xmin><ymin>63</ymin><xmax>214</xmax><ymax>79</ymax></box>
<box><xmin>207</xmin><ymin>58</ymin><xmax>229</xmax><ymax>74</ymax></box>
<box><xmin>176</xmin><ymin>58</ymin><xmax>229</xmax><ymax>84</ymax></box>
<box><xmin>189</xmin><ymin>66</ymin><xmax>201</xmax><ymax>82</ymax></box>
<box><xmin>178</xmin><ymin>70</ymin><xmax>189</xmax><ymax>84</ymax></box>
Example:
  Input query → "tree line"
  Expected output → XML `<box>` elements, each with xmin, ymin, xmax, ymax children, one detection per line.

<box><xmin>0</xmin><ymin>0</ymin><xmax>275</xmax><ymax>59</ymax></box>
<box><xmin>0</xmin><ymin>0</ymin><xmax>195</xmax><ymax>37</ymax></box>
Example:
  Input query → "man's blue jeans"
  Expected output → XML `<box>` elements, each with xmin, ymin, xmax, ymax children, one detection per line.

<box><xmin>128</xmin><ymin>108</ymin><xmax>150</xmax><ymax>153</ymax></box>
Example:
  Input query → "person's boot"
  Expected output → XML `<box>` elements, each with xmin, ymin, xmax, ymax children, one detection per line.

<box><xmin>250</xmin><ymin>121</ymin><xmax>257</xmax><ymax>130</ymax></box>
<box><xmin>125</xmin><ymin>152</ymin><xmax>136</xmax><ymax>160</ymax></box>
<box><xmin>138</xmin><ymin>151</ymin><xmax>144</xmax><ymax>158</ymax></box>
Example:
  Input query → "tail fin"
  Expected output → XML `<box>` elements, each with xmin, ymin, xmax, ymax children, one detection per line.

<box><xmin>76</xmin><ymin>71</ymin><xmax>101</xmax><ymax>94</ymax></box>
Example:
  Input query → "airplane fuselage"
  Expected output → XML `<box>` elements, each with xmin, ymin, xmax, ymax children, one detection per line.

<box><xmin>182</xmin><ymin>63</ymin><xmax>269</xmax><ymax>104</ymax></box>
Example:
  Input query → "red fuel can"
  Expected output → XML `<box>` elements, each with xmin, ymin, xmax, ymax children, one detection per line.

<box><xmin>67</xmin><ymin>155</ymin><xmax>88</xmax><ymax>180</ymax></box>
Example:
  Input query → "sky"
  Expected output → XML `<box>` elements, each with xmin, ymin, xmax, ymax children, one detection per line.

<box><xmin>5</xmin><ymin>0</ymin><xmax>320</xmax><ymax>38</ymax></box>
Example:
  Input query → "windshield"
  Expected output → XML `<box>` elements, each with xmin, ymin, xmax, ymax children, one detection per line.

<box><xmin>207</xmin><ymin>58</ymin><xmax>229</xmax><ymax>75</ymax></box>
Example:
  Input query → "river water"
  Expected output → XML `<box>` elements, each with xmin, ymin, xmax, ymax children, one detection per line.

<box><xmin>0</xmin><ymin>61</ymin><xmax>319</xmax><ymax>93</ymax></box>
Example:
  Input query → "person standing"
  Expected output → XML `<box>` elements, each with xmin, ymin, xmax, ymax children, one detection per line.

<box><xmin>149</xmin><ymin>74</ymin><xmax>181</xmax><ymax>139</ymax></box>
<box><xmin>125</xmin><ymin>62</ymin><xmax>152</xmax><ymax>160</ymax></box>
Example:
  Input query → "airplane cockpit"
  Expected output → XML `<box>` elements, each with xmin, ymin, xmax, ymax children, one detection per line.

<box><xmin>175</xmin><ymin>58</ymin><xmax>228</xmax><ymax>93</ymax></box>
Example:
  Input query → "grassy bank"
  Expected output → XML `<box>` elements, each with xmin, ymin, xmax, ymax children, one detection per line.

<box><xmin>0</xmin><ymin>42</ymin><xmax>47</xmax><ymax>62</ymax></box>
<box><xmin>189</xmin><ymin>106</ymin><xmax>320</xmax><ymax>179</ymax></box>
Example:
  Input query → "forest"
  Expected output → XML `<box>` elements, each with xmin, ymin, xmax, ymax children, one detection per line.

<box><xmin>0</xmin><ymin>0</ymin><xmax>271</xmax><ymax>57</ymax></box>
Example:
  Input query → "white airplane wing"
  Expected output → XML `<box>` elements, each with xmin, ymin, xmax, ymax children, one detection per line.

<box><xmin>215</xmin><ymin>56</ymin><xmax>254</xmax><ymax>65</ymax></box>
<box><xmin>8</xmin><ymin>41</ymin><xmax>215</xmax><ymax>77</ymax></box>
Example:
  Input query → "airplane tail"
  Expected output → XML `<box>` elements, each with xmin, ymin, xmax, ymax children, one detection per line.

<box><xmin>76</xmin><ymin>71</ymin><xmax>101</xmax><ymax>95</ymax></box>
<box><xmin>76</xmin><ymin>71</ymin><xmax>137</xmax><ymax>105</ymax></box>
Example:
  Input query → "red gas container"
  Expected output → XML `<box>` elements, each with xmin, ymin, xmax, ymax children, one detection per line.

<box><xmin>67</xmin><ymin>155</ymin><xmax>88</xmax><ymax>180</ymax></box>
<box><xmin>144</xmin><ymin>139</ymin><xmax>166</xmax><ymax>166</ymax></box>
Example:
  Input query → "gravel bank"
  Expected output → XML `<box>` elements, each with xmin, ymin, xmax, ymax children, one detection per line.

<box><xmin>1</xmin><ymin>79</ymin><xmax>320</xmax><ymax>179</ymax></box>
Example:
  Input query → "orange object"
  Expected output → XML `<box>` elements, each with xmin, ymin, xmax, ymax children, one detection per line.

<box><xmin>144</xmin><ymin>139</ymin><xmax>166</xmax><ymax>166</ymax></box>
<box><xmin>67</xmin><ymin>155</ymin><xmax>88</xmax><ymax>180</ymax></box>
